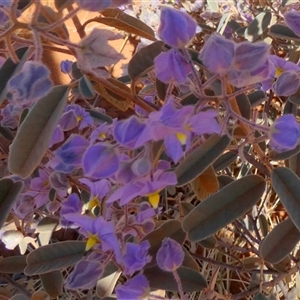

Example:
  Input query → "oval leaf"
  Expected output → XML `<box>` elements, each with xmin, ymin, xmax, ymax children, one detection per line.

<box><xmin>128</xmin><ymin>41</ymin><xmax>164</xmax><ymax>80</ymax></box>
<box><xmin>260</xmin><ymin>218</ymin><xmax>300</xmax><ymax>264</ymax></box>
<box><xmin>269</xmin><ymin>24</ymin><xmax>300</xmax><ymax>42</ymax></box>
<box><xmin>213</xmin><ymin>151</ymin><xmax>237</xmax><ymax>172</ymax></box>
<box><xmin>175</xmin><ymin>135</ymin><xmax>231</xmax><ymax>187</ymax></box>
<box><xmin>99</xmin><ymin>8</ymin><xmax>156</xmax><ymax>41</ymax></box>
<box><xmin>144</xmin><ymin>266</ymin><xmax>207</xmax><ymax>292</ymax></box>
<box><xmin>8</xmin><ymin>85</ymin><xmax>69</xmax><ymax>178</ymax></box>
<box><xmin>271</xmin><ymin>167</ymin><xmax>300</xmax><ymax>231</ymax></box>
<box><xmin>79</xmin><ymin>75</ymin><xmax>95</xmax><ymax>99</ymax></box>
<box><xmin>0</xmin><ymin>255</ymin><xmax>27</xmax><ymax>273</ymax></box>
<box><xmin>25</xmin><ymin>241</ymin><xmax>86</xmax><ymax>275</ymax></box>
<box><xmin>40</xmin><ymin>270</ymin><xmax>63</xmax><ymax>298</ymax></box>
<box><xmin>0</xmin><ymin>178</ymin><xmax>24</xmax><ymax>229</ymax></box>
<box><xmin>245</xmin><ymin>11</ymin><xmax>272</xmax><ymax>42</ymax></box>
<box><xmin>182</xmin><ymin>175</ymin><xmax>266</xmax><ymax>242</ymax></box>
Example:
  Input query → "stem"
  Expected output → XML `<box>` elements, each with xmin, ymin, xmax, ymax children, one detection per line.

<box><xmin>173</xmin><ymin>269</ymin><xmax>186</xmax><ymax>300</ymax></box>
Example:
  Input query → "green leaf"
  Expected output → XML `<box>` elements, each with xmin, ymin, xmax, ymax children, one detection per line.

<box><xmin>98</xmin><ymin>8</ymin><xmax>156</xmax><ymax>41</ymax></box>
<box><xmin>259</xmin><ymin>218</ymin><xmax>300</xmax><ymax>264</ymax></box>
<box><xmin>141</xmin><ymin>220</ymin><xmax>186</xmax><ymax>265</ymax></box>
<box><xmin>236</xmin><ymin>92</ymin><xmax>251</xmax><ymax>119</ymax></box>
<box><xmin>271</xmin><ymin>167</ymin><xmax>300</xmax><ymax>231</ymax></box>
<box><xmin>8</xmin><ymin>85</ymin><xmax>69</xmax><ymax>179</ymax></box>
<box><xmin>182</xmin><ymin>175</ymin><xmax>266</xmax><ymax>242</ymax></box>
<box><xmin>128</xmin><ymin>41</ymin><xmax>164</xmax><ymax>80</ymax></box>
<box><xmin>0</xmin><ymin>255</ymin><xmax>27</xmax><ymax>273</ymax></box>
<box><xmin>79</xmin><ymin>75</ymin><xmax>95</xmax><ymax>99</ymax></box>
<box><xmin>213</xmin><ymin>151</ymin><xmax>237</xmax><ymax>171</ymax></box>
<box><xmin>244</xmin><ymin>11</ymin><xmax>272</xmax><ymax>42</ymax></box>
<box><xmin>269</xmin><ymin>24</ymin><xmax>300</xmax><ymax>42</ymax></box>
<box><xmin>287</xmin><ymin>151</ymin><xmax>300</xmax><ymax>178</ymax></box>
<box><xmin>218</xmin><ymin>175</ymin><xmax>234</xmax><ymax>188</ymax></box>
<box><xmin>86</xmin><ymin>109</ymin><xmax>113</xmax><ymax>124</ymax></box>
<box><xmin>25</xmin><ymin>241</ymin><xmax>86</xmax><ymax>275</ymax></box>
<box><xmin>40</xmin><ymin>270</ymin><xmax>63</xmax><ymax>298</ymax></box>
<box><xmin>0</xmin><ymin>178</ymin><xmax>24</xmax><ymax>229</ymax></box>
<box><xmin>248</xmin><ymin>90</ymin><xmax>268</xmax><ymax>107</ymax></box>
<box><xmin>269</xmin><ymin>145</ymin><xmax>300</xmax><ymax>161</ymax></box>
<box><xmin>175</xmin><ymin>135</ymin><xmax>230</xmax><ymax>186</ymax></box>
<box><xmin>144</xmin><ymin>266</ymin><xmax>207</xmax><ymax>292</ymax></box>
<box><xmin>0</xmin><ymin>47</ymin><xmax>31</xmax><ymax>105</ymax></box>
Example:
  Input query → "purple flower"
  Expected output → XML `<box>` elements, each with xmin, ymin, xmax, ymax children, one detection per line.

<box><xmin>199</xmin><ymin>33</ymin><xmax>235</xmax><ymax>74</ymax></box>
<box><xmin>60</xmin><ymin>104</ymin><xmax>94</xmax><ymax>130</ymax></box>
<box><xmin>116</xmin><ymin>274</ymin><xmax>150</xmax><ymax>300</ymax></box>
<box><xmin>154</xmin><ymin>49</ymin><xmax>192</xmax><ymax>84</ymax></box>
<box><xmin>156</xmin><ymin>237</ymin><xmax>184</xmax><ymax>272</ymax></box>
<box><xmin>114</xmin><ymin>115</ymin><xmax>146</xmax><ymax>148</ymax></box>
<box><xmin>49</xmin><ymin>125</ymin><xmax>64</xmax><ymax>148</ymax></box>
<box><xmin>60</xmin><ymin>193</ymin><xmax>83</xmax><ymax>226</ymax></box>
<box><xmin>158</xmin><ymin>6</ymin><xmax>196</xmax><ymax>48</ymax></box>
<box><xmin>90</xmin><ymin>121</ymin><xmax>116</xmax><ymax>144</ymax></box>
<box><xmin>284</xmin><ymin>11</ymin><xmax>300</xmax><ymax>37</ymax></box>
<box><xmin>52</xmin><ymin>134</ymin><xmax>89</xmax><ymax>173</ymax></box>
<box><xmin>123</xmin><ymin>241</ymin><xmax>151</xmax><ymax>275</ymax></box>
<box><xmin>60</xmin><ymin>60</ymin><xmax>73</xmax><ymax>74</ymax></box>
<box><xmin>261</xmin><ymin>55</ymin><xmax>300</xmax><ymax>91</ymax></box>
<box><xmin>13</xmin><ymin>193</ymin><xmax>35</xmax><ymax>219</ymax></box>
<box><xmin>272</xmin><ymin>70</ymin><xmax>300</xmax><ymax>96</ymax></box>
<box><xmin>79</xmin><ymin>178</ymin><xmax>111</xmax><ymax>209</ymax></box>
<box><xmin>30</xmin><ymin>169</ymin><xmax>50</xmax><ymax>191</ymax></box>
<box><xmin>66</xmin><ymin>260</ymin><xmax>103</xmax><ymax>290</ymax></box>
<box><xmin>107</xmin><ymin>162</ymin><xmax>177</xmax><ymax>208</ymax></box>
<box><xmin>0</xmin><ymin>104</ymin><xmax>23</xmax><ymax>129</ymax></box>
<box><xmin>82</xmin><ymin>143</ymin><xmax>119</xmax><ymax>179</ymax></box>
<box><xmin>63</xmin><ymin>214</ymin><xmax>122</xmax><ymax>262</ymax></box>
<box><xmin>269</xmin><ymin>114</ymin><xmax>300</xmax><ymax>151</ymax></box>
<box><xmin>233</xmin><ymin>41</ymin><xmax>270</xmax><ymax>71</ymax></box>
<box><xmin>7</xmin><ymin>61</ymin><xmax>53</xmax><ymax>104</ymax></box>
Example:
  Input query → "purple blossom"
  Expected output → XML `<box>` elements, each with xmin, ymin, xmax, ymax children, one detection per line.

<box><xmin>82</xmin><ymin>143</ymin><xmax>119</xmax><ymax>179</ymax></box>
<box><xmin>60</xmin><ymin>104</ymin><xmax>93</xmax><ymax>130</ymax></box>
<box><xmin>79</xmin><ymin>178</ymin><xmax>111</xmax><ymax>209</ymax></box>
<box><xmin>60</xmin><ymin>60</ymin><xmax>73</xmax><ymax>74</ymax></box>
<box><xmin>154</xmin><ymin>49</ymin><xmax>192</xmax><ymax>84</ymax></box>
<box><xmin>0</xmin><ymin>0</ymin><xmax>11</xmax><ymax>26</ymax></box>
<box><xmin>107</xmin><ymin>162</ymin><xmax>177</xmax><ymax>207</ymax></box>
<box><xmin>116</xmin><ymin>274</ymin><xmax>150</xmax><ymax>300</ymax></box>
<box><xmin>158</xmin><ymin>6</ymin><xmax>196</xmax><ymax>48</ymax></box>
<box><xmin>284</xmin><ymin>11</ymin><xmax>300</xmax><ymax>37</ymax></box>
<box><xmin>49</xmin><ymin>125</ymin><xmax>64</xmax><ymax>148</ymax></box>
<box><xmin>114</xmin><ymin>115</ymin><xmax>146</xmax><ymax>148</ymax></box>
<box><xmin>63</xmin><ymin>214</ymin><xmax>122</xmax><ymax>262</ymax></box>
<box><xmin>52</xmin><ymin>134</ymin><xmax>89</xmax><ymax>173</ymax></box>
<box><xmin>272</xmin><ymin>70</ymin><xmax>300</xmax><ymax>96</ymax></box>
<box><xmin>90</xmin><ymin>121</ymin><xmax>116</xmax><ymax>144</ymax></box>
<box><xmin>122</xmin><ymin>241</ymin><xmax>151</xmax><ymax>275</ymax></box>
<box><xmin>199</xmin><ymin>34</ymin><xmax>235</xmax><ymax>74</ymax></box>
<box><xmin>233</xmin><ymin>41</ymin><xmax>270</xmax><ymax>71</ymax></box>
<box><xmin>7</xmin><ymin>61</ymin><xmax>53</xmax><ymax>104</ymax></box>
<box><xmin>66</xmin><ymin>260</ymin><xmax>103</xmax><ymax>290</ymax></box>
<box><xmin>13</xmin><ymin>193</ymin><xmax>35</xmax><ymax>219</ymax></box>
<box><xmin>261</xmin><ymin>55</ymin><xmax>300</xmax><ymax>91</ymax></box>
<box><xmin>1</xmin><ymin>104</ymin><xmax>23</xmax><ymax>128</ymax></box>
<box><xmin>156</xmin><ymin>237</ymin><xmax>184</xmax><ymax>272</ymax></box>
<box><xmin>136</xmin><ymin>98</ymin><xmax>221</xmax><ymax>162</ymax></box>
<box><xmin>60</xmin><ymin>193</ymin><xmax>83</xmax><ymax>226</ymax></box>
<box><xmin>269</xmin><ymin>114</ymin><xmax>300</xmax><ymax>151</ymax></box>
<box><xmin>49</xmin><ymin>171</ymin><xmax>69</xmax><ymax>190</ymax></box>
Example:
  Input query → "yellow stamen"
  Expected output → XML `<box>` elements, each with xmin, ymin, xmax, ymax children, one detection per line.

<box><xmin>87</xmin><ymin>196</ymin><xmax>99</xmax><ymax>210</ymax></box>
<box><xmin>99</xmin><ymin>132</ymin><xmax>106</xmax><ymax>139</ymax></box>
<box><xmin>77</xmin><ymin>116</ymin><xmax>83</xmax><ymax>122</ymax></box>
<box><xmin>176</xmin><ymin>132</ymin><xmax>187</xmax><ymax>145</ymax></box>
<box><xmin>148</xmin><ymin>193</ymin><xmax>160</xmax><ymax>209</ymax></box>
<box><xmin>86</xmin><ymin>234</ymin><xmax>98</xmax><ymax>251</ymax></box>
<box><xmin>275</xmin><ymin>67</ymin><xmax>283</xmax><ymax>78</ymax></box>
